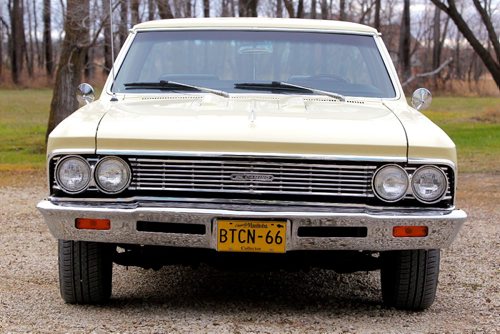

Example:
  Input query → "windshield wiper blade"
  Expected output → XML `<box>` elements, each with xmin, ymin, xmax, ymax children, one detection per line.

<box><xmin>234</xmin><ymin>81</ymin><xmax>345</xmax><ymax>102</ymax></box>
<box><xmin>124</xmin><ymin>80</ymin><xmax>229</xmax><ymax>98</ymax></box>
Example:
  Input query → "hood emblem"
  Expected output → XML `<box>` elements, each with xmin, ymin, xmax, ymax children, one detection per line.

<box><xmin>231</xmin><ymin>173</ymin><xmax>274</xmax><ymax>182</ymax></box>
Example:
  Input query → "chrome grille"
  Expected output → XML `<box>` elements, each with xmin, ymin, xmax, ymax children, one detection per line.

<box><xmin>128</xmin><ymin>157</ymin><xmax>377</xmax><ymax>198</ymax></box>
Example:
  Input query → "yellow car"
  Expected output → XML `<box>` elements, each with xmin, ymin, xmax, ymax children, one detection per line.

<box><xmin>38</xmin><ymin>18</ymin><xmax>466</xmax><ymax>310</ymax></box>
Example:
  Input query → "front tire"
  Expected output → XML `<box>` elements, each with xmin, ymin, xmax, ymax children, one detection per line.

<box><xmin>58</xmin><ymin>240</ymin><xmax>114</xmax><ymax>304</ymax></box>
<box><xmin>380</xmin><ymin>249</ymin><xmax>440</xmax><ymax>311</ymax></box>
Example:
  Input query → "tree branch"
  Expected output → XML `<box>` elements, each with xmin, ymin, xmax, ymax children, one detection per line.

<box><xmin>402</xmin><ymin>57</ymin><xmax>453</xmax><ymax>87</ymax></box>
<box><xmin>472</xmin><ymin>0</ymin><xmax>500</xmax><ymax>64</ymax></box>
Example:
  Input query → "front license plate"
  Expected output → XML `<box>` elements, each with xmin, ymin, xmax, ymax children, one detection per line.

<box><xmin>217</xmin><ymin>220</ymin><xmax>287</xmax><ymax>253</ymax></box>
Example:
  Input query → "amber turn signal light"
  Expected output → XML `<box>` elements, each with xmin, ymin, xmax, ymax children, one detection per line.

<box><xmin>75</xmin><ymin>218</ymin><xmax>111</xmax><ymax>230</ymax></box>
<box><xmin>393</xmin><ymin>226</ymin><xmax>428</xmax><ymax>237</ymax></box>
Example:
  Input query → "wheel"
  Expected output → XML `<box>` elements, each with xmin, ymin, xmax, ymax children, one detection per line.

<box><xmin>58</xmin><ymin>240</ymin><xmax>114</xmax><ymax>304</ymax></box>
<box><xmin>380</xmin><ymin>249</ymin><xmax>440</xmax><ymax>311</ymax></box>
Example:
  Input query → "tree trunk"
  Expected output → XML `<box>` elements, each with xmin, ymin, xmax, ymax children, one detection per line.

<box><xmin>238</xmin><ymin>0</ymin><xmax>258</xmax><ymax>17</ymax></box>
<box><xmin>283</xmin><ymin>0</ymin><xmax>294</xmax><ymax>18</ymax></box>
<box><xmin>221</xmin><ymin>0</ymin><xmax>230</xmax><ymax>16</ymax></box>
<box><xmin>25</xmin><ymin>0</ymin><xmax>34</xmax><ymax>78</ymax></box>
<box><xmin>310</xmin><ymin>0</ymin><xmax>316</xmax><ymax>19</ymax></box>
<box><xmin>119</xmin><ymin>0</ymin><xmax>129</xmax><ymax>47</ymax></box>
<box><xmin>283</xmin><ymin>0</ymin><xmax>302</xmax><ymax>18</ymax></box>
<box><xmin>374</xmin><ymin>0</ymin><xmax>381</xmax><ymax>31</ymax></box>
<box><xmin>131</xmin><ymin>0</ymin><xmax>140</xmax><ymax>25</ymax></box>
<box><xmin>102</xmin><ymin>0</ymin><xmax>112</xmax><ymax>74</ymax></box>
<box><xmin>320</xmin><ymin>0</ymin><xmax>328</xmax><ymax>19</ymax></box>
<box><xmin>432</xmin><ymin>6</ymin><xmax>441</xmax><ymax>71</ymax></box>
<box><xmin>46</xmin><ymin>0</ymin><xmax>90</xmax><ymax>138</ymax></box>
<box><xmin>0</xmin><ymin>19</ymin><xmax>3</xmax><ymax>76</ymax></box>
<box><xmin>43</xmin><ymin>0</ymin><xmax>54</xmax><ymax>76</ymax></box>
<box><xmin>276</xmin><ymin>0</ymin><xmax>282</xmax><ymax>18</ymax></box>
<box><xmin>157</xmin><ymin>0</ymin><xmax>174</xmax><ymax>19</ymax></box>
<box><xmin>339</xmin><ymin>0</ymin><xmax>346</xmax><ymax>21</ymax></box>
<box><xmin>296</xmin><ymin>0</ymin><xmax>303</xmax><ymax>18</ymax></box>
<box><xmin>32</xmin><ymin>0</ymin><xmax>42</xmax><ymax>68</ymax></box>
<box><xmin>399</xmin><ymin>0</ymin><xmax>411</xmax><ymax>81</ymax></box>
<box><xmin>430</xmin><ymin>0</ymin><xmax>500</xmax><ymax>88</ymax></box>
<box><xmin>10</xmin><ymin>0</ymin><xmax>26</xmax><ymax>84</ymax></box>
<box><xmin>148</xmin><ymin>0</ymin><xmax>155</xmax><ymax>20</ymax></box>
<box><xmin>472</xmin><ymin>0</ymin><xmax>500</xmax><ymax>64</ymax></box>
<box><xmin>203</xmin><ymin>0</ymin><xmax>209</xmax><ymax>17</ymax></box>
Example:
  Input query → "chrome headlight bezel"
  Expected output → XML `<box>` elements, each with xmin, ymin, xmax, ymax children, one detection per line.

<box><xmin>411</xmin><ymin>165</ymin><xmax>448</xmax><ymax>204</ymax></box>
<box><xmin>94</xmin><ymin>156</ymin><xmax>131</xmax><ymax>194</ymax></box>
<box><xmin>55</xmin><ymin>155</ymin><xmax>92</xmax><ymax>194</ymax></box>
<box><xmin>372</xmin><ymin>164</ymin><xmax>409</xmax><ymax>203</ymax></box>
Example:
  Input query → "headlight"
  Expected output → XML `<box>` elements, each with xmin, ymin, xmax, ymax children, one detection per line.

<box><xmin>55</xmin><ymin>156</ymin><xmax>91</xmax><ymax>194</ymax></box>
<box><xmin>411</xmin><ymin>165</ymin><xmax>448</xmax><ymax>203</ymax></box>
<box><xmin>372</xmin><ymin>165</ymin><xmax>409</xmax><ymax>202</ymax></box>
<box><xmin>94</xmin><ymin>157</ymin><xmax>131</xmax><ymax>194</ymax></box>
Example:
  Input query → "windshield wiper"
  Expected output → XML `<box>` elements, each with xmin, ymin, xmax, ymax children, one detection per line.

<box><xmin>124</xmin><ymin>80</ymin><xmax>229</xmax><ymax>98</ymax></box>
<box><xmin>234</xmin><ymin>81</ymin><xmax>345</xmax><ymax>102</ymax></box>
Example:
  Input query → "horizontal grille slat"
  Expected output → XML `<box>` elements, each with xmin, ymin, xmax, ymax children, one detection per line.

<box><xmin>129</xmin><ymin>157</ymin><xmax>376</xmax><ymax>198</ymax></box>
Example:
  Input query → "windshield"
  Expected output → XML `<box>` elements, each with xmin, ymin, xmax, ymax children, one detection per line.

<box><xmin>113</xmin><ymin>30</ymin><xmax>396</xmax><ymax>98</ymax></box>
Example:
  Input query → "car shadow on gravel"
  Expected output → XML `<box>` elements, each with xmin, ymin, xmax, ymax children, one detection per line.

<box><xmin>106</xmin><ymin>265</ymin><xmax>384</xmax><ymax>314</ymax></box>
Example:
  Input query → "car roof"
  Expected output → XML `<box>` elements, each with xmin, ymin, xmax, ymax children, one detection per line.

<box><xmin>133</xmin><ymin>17</ymin><xmax>378</xmax><ymax>34</ymax></box>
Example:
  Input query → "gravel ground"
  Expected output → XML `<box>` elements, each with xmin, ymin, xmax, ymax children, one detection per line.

<box><xmin>0</xmin><ymin>172</ymin><xmax>498</xmax><ymax>333</ymax></box>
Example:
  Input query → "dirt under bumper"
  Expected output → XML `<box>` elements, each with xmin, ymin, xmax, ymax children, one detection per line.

<box><xmin>37</xmin><ymin>198</ymin><xmax>466</xmax><ymax>251</ymax></box>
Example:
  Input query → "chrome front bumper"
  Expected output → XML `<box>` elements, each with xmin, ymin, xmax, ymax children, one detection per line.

<box><xmin>37</xmin><ymin>198</ymin><xmax>466</xmax><ymax>251</ymax></box>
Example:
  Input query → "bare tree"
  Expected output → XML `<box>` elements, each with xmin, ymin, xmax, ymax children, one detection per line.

<box><xmin>239</xmin><ymin>0</ymin><xmax>258</xmax><ymax>17</ymax></box>
<box><xmin>430</xmin><ymin>0</ymin><xmax>500</xmax><ymax>88</ymax></box>
<box><xmin>46</xmin><ymin>0</ymin><xmax>90</xmax><ymax>137</ymax></box>
<box><xmin>130</xmin><ymin>0</ymin><xmax>140</xmax><ymax>25</ymax></box>
<box><xmin>203</xmin><ymin>0</ymin><xmax>210</xmax><ymax>17</ymax></box>
<box><xmin>339</xmin><ymin>0</ymin><xmax>346</xmax><ymax>20</ymax></box>
<box><xmin>119</xmin><ymin>0</ymin><xmax>129</xmax><ymax>47</ymax></box>
<box><xmin>399</xmin><ymin>0</ymin><xmax>411</xmax><ymax>81</ymax></box>
<box><xmin>432</xmin><ymin>5</ymin><xmax>442</xmax><ymax>71</ymax></box>
<box><xmin>9</xmin><ymin>0</ymin><xmax>26</xmax><ymax>84</ymax></box>
<box><xmin>157</xmin><ymin>0</ymin><xmax>174</xmax><ymax>19</ymax></box>
<box><xmin>25</xmin><ymin>0</ymin><xmax>34</xmax><ymax>77</ymax></box>
<box><xmin>103</xmin><ymin>0</ymin><xmax>112</xmax><ymax>73</ymax></box>
<box><xmin>148</xmin><ymin>0</ymin><xmax>155</xmax><ymax>20</ymax></box>
<box><xmin>374</xmin><ymin>0</ymin><xmax>381</xmax><ymax>30</ymax></box>
<box><xmin>310</xmin><ymin>0</ymin><xmax>316</xmax><ymax>19</ymax></box>
<box><xmin>320</xmin><ymin>0</ymin><xmax>329</xmax><ymax>19</ymax></box>
<box><xmin>283</xmin><ymin>0</ymin><xmax>303</xmax><ymax>18</ymax></box>
<box><xmin>276</xmin><ymin>0</ymin><xmax>283</xmax><ymax>17</ymax></box>
<box><xmin>44</xmin><ymin>0</ymin><xmax>55</xmax><ymax>76</ymax></box>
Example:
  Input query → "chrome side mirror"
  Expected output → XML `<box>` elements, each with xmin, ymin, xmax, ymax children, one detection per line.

<box><xmin>76</xmin><ymin>83</ymin><xmax>95</xmax><ymax>106</ymax></box>
<box><xmin>411</xmin><ymin>88</ymin><xmax>432</xmax><ymax>111</ymax></box>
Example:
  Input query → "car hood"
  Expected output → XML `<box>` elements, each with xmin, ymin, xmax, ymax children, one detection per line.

<box><xmin>94</xmin><ymin>95</ymin><xmax>408</xmax><ymax>159</ymax></box>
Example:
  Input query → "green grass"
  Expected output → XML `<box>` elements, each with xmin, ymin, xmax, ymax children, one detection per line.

<box><xmin>0</xmin><ymin>90</ymin><xmax>498</xmax><ymax>173</ymax></box>
<box><xmin>423</xmin><ymin>97</ymin><xmax>499</xmax><ymax>173</ymax></box>
<box><xmin>0</xmin><ymin>89</ymin><xmax>51</xmax><ymax>170</ymax></box>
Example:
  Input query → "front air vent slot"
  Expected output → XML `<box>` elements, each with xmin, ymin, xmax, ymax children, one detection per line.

<box><xmin>137</xmin><ymin>221</ymin><xmax>206</xmax><ymax>235</ymax></box>
<box><xmin>297</xmin><ymin>226</ymin><xmax>367</xmax><ymax>238</ymax></box>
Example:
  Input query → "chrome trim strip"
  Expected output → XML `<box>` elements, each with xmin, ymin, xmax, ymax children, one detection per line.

<box><xmin>96</xmin><ymin>150</ymin><xmax>407</xmax><ymax>163</ymax></box>
<box><xmin>37</xmin><ymin>199</ymin><xmax>466</xmax><ymax>251</ymax></box>
<box><xmin>47</xmin><ymin>196</ymin><xmax>455</xmax><ymax>212</ymax></box>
